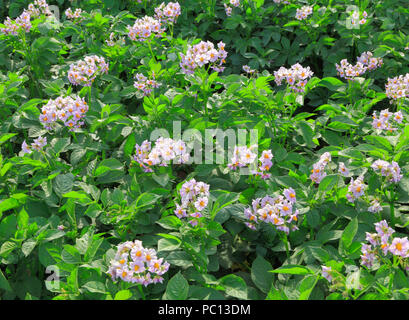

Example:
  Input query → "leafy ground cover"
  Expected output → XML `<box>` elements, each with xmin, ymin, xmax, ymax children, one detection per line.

<box><xmin>1</xmin><ymin>0</ymin><xmax>409</xmax><ymax>300</ymax></box>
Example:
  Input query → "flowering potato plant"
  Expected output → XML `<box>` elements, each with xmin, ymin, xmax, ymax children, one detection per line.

<box><xmin>0</xmin><ymin>0</ymin><xmax>409</xmax><ymax>302</ymax></box>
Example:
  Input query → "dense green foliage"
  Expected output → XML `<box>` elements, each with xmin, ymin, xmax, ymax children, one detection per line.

<box><xmin>1</xmin><ymin>0</ymin><xmax>409</xmax><ymax>300</ymax></box>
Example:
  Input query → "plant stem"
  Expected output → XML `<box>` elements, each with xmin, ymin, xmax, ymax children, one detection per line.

<box><xmin>147</xmin><ymin>40</ymin><xmax>156</xmax><ymax>63</ymax></box>
<box><xmin>283</xmin><ymin>233</ymin><xmax>290</xmax><ymax>259</ymax></box>
<box><xmin>137</xmin><ymin>284</ymin><xmax>146</xmax><ymax>300</ymax></box>
<box><xmin>88</xmin><ymin>86</ymin><xmax>92</xmax><ymax>108</ymax></box>
<box><xmin>201</xmin><ymin>70</ymin><xmax>209</xmax><ymax>119</ymax></box>
<box><xmin>40</xmin><ymin>150</ymin><xmax>51</xmax><ymax>168</ymax></box>
<box><xmin>71</xmin><ymin>131</ymin><xmax>79</xmax><ymax>144</ymax></box>
<box><xmin>389</xmin><ymin>188</ymin><xmax>395</xmax><ymax>228</ymax></box>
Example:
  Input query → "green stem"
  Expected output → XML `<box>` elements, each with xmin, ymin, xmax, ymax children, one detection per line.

<box><xmin>201</xmin><ymin>70</ymin><xmax>209</xmax><ymax>119</ymax></box>
<box><xmin>40</xmin><ymin>150</ymin><xmax>51</xmax><ymax>169</ymax></box>
<box><xmin>283</xmin><ymin>232</ymin><xmax>290</xmax><ymax>259</ymax></box>
<box><xmin>71</xmin><ymin>131</ymin><xmax>79</xmax><ymax>144</ymax></box>
<box><xmin>137</xmin><ymin>284</ymin><xmax>146</xmax><ymax>300</ymax></box>
<box><xmin>147</xmin><ymin>40</ymin><xmax>156</xmax><ymax>63</ymax></box>
<box><xmin>88</xmin><ymin>86</ymin><xmax>92</xmax><ymax>108</ymax></box>
<box><xmin>390</xmin><ymin>188</ymin><xmax>395</xmax><ymax>228</ymax></box>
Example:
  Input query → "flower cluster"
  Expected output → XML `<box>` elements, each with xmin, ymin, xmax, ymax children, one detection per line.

<box><xmin>68</xmin><ymin>55</ymin><xmax>109</xmax><ymax>87</ymax></box>
<box><xmin>21</xmin><ymin>136</ymin><xmax>47</xmax><ymax>155</ymax></box>
<box><xmin>133</xmin><ymin>138</ymin><xmax>189</xmax><ymax>172</ymax></box>
<box><xmin>371</xmin><ymin>160</ymin><xmax>403</xmax><ymax>183</ymax></box>
<box><xmin>372</xmin><ymin>109</ymin><xmax>403</xmax><ymax>132</ymax></box>
<box><xmin>361</xmin><ymin>221</ymin><xmax>409</xmax><ymax>269</ymax></box>
<box><xmin>134</xmin><ymin>72</ymin><xmax>161</xmax><ymax>96</ymax></box>
<box><xmin>228</xmin><ymin>145</ymin><xmax>256</xmax><ymax>169</ymax></box>
<box><xmin>108</xmin><ymin>240</ymin><xmax>169</xmax><ymax>286</ymax></box>
<box><xmin>243</xmin><ymin>65</ymin><xmax>257</xmax><ymax>75</ymax></box>
<box><xmin>1</xmin><ymin>11</ymin><xmax>32</xmax><ymax>35</ymax></box>
<box><xmin>309</xmin><ymin>152</ymin><xmax>331</xmax><ymax>184</ymax></box>
<box><xmin>336</xmin><ymin>52</ymin><xmax>383</xmax><ymax>81</ymax></box>
<box><xmin>356</xmin><ymin>52</ymin><xmax>383</xmax><ymax>71</ymax></box>
<box><xmin>295</xmin><ymin>6</ymin><xmax>313</xmax><ymax>21</ymax></box>
<box><xmin>224</xmin><ymin>4</ymin><xmax>232</xmax><ymax>16</ymax></box>
<box><xmin>252</xmin><ymin>150</ymin><xmax>274</xmax><ymax>179</ymax></box>
<box><xmin>338</xmin><ymin>162</ymin><xmax>350</xmax><ymax>177</ymax></box>
<box><xmin>174</xmin><ymin>179</ymin><xmax>210</xmax><ymax>227</ymax></box>
<box><xmin>273</xmin><ymin>0</ymin><xmax>290</xmax><ymax>3</ymax></box>
<box><xmin>273</xmin><ymin>63</ymin><xmax>313</xmax><ymax>93</ymax></box>
<box><xmin>227</xmin><ymin>145</ymin><xmax>273</xmax><ymax>178</ymax></box>
<box><xmin>0</xmin><ymin>0</ymin><xmax>52</xmax><ymax>35</ymax></box>
<box><xmin>154</xmin><ymin>2</ymin><xmax>181</xmax><ymax>24</ymax></box>
<box><xmin>26</xmin><ymin>0</ymin><xmax>52</xmax><ymax>18</ymax></box>
<box><xmin>65</xmin><ymin>8</ymin><xmax>83</xmax><ymax>22</ymax></box>
<box><xmin>244</xmin><ymin>189</ymin><xmax>299</xmax><ymax>234</ymax></box>
<box><xmin>224</xmin><ymin>0</ymin><xmax>240</xmax><ymax>16</ymax></box>
<box><xmin>127</xmin><ymin>16</ymin><xmax>165</xmax><ymax>42</ymax></box>
<box><xmin>346</xmin><ymin>176</ymin><xmax>367</xmax><ymax>203</ymax></box>
<box><xmin>350</xmin><ymin>10</ymin><xmax>368</xmax><ymax>26</ymax></box>
<box><xmin>385</xmin><ymin>73</ymin><xmax>409</xmax><ymax>103</ymax></box>
<box><xmin>368</xmin><ymin>199</ymin><xmax>382</xmax><ymax>213</ymax></box>
<box><xmin>180</xmin><ymin>41</ymin><xmax>227</xmax><ymax>74</ymax></box>
<box><xmin>39</xmin><ymin>95</ymin><xmax>89</xmax><ymax>130</ymax></box>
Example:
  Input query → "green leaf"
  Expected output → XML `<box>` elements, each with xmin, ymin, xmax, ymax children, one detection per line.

<box><xmin>266</xmin><ymin>284</ymin><xmax>287</xmax><ymax>300</ymax></box>
<box><xmin>94</xmin><ymin>159</ymin><xmax>123</xmax><ymax>176</ymax></box>
<box><xmin>156</xmin><ymin>216</ymin><xmax>182</xmax><ymax>230</ymax></box>
<box><xmin>396</xmin><ymin>125</ymin><xmax>409</xmax><ymax>151</ymax></box>
<box><xmin>152</xmin><ymin>173</ymin><xmax>170</xmax><ymax>187</ymax></box>
<box><xmin>298</xmin><ymin>275</ymin><xmax>318</xmax><ymax>300</ymax></box>
<box><xmin>62</xmin><ymin>191</ymin><xmax>91</xmax><ymax>200</ymax></box>
<box><xmin>365</xmin><ymin>135</ymin><xmax>393</xmax><ymax>152</ymax></box>
<box><xmin>158</xmin><ymin>237</ymin><xmax>180</xmax><ymax>252</ymax></box>
<box><xmin>0</xmin><ymin>269</ymin><xmax>12</xmax><ymax>292</ymax></box>
<box><xmin>67</xmin><ymin>267</ymin><xmax>79</xmax><ymax>294</ymax></box>
<box><xmin>17</xmin><ymin>207</ymin><xmax>29</xmax><ymax>229</ymax></box>
<box><xmin>297</xmin><ymin>122</ymin><xmax>315</xmax><ymax>148</ymax></box>
<box><xmin>0</xmin><ymin>241</ymin><xmax>17</xmax><ymax>256</ymax></box>
<box><xmin>61</xmin><ymin>245</ymin><xmax>81</xmax><ymax>264</ymax></box>
<box><xmin>211</xmin><ymin>192</ymin><xmax>240</xmax><ymax>219</ymax></box>
<box><xmin>305</xmin><ymin>246</ymin><xmax>330</xmax><ymax>263</ymax></box>
<box><xmin>270</xmin><ymin>265</ymin><xmax>314</xmax><ymax>275</ymax></box>
<box><xmin>165</xmin><ymin>251</ymin><xmax>193</xmax><ymax>268</ymax></box>
<box><xmin>0</xmin><ymin>198</ymin><xmax>20</xmax><ymax>215</ymax></box>
<box><xmin>0</xmin><ymin>133</ymin><xmax>17</xmax><ymax>145</ymax></box>
<box><xmin>318</xmin><ymin>77</ymin><xmax>345</xmax><ymax>91</ymax></box>
<box><xmin>53</xmin><ymin>173</ymin><xmax>74</xmax><ymax>195</ymax></box>
<box><xmin>115</xmin><ymin>290</ymin><xmax>133</xmax><ymax>300</ymax></box>
<box><xmin>84</xmin><ymin>237</ymin><xmax>103</xmax><ymax>262</ymax></box>
<box><xmin>251</xmin><ymin>255</ymin><xmax>273</xmax><ymax>293</ymax></box>
<box><xmin>22</xmin><ymin>239</ymin><xmax>37</xmax><ymax>257</ymax></box>
<box><xmin>135</xmin><ymin>193</ymin><xmax>161</xmax><ymax>209</ymax></box>
<box><xmin>318</xmin><ymin>174</ymin><xmax>339</xmax><ymax>194</ymax></box>
<box><xmin>340</xmin><ymin>217</ymin><xmax>358</xmax><ymax>253</ymax></box>
<box><xmin>0</xmin><ymin>214</ymin><xmax>17</xmax><ymax>238</ymax></box>
<box><xmin>50</xmin><ymin>138</ymin><xmax>71</xmax><ymax>155</ymax></box>
<box><xmin>219</xmin><ymin>274</ymin><xmax>248</xmax><ymax>299</ymax></box>
<box><xmin>82</xmin><ymin>281</ymin><xmax>106</xmax><ymax>294</ymax></box>
<box><xmin>42</xmin><ymin>230</ymin><xmax>65</xmax><ymax>242</ymax></box>
<box><xmin>165</xmin><ymin>272</ymin><xmax>189</xmax><ymax>300</ymax></box>
<box><xmin>306</xmin><ymin>209</ymin><xmax>320</xmax><ymax>229</ymax></box>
